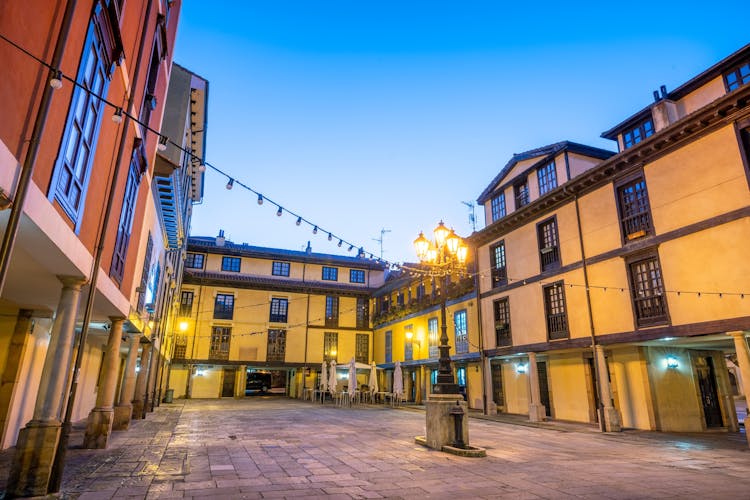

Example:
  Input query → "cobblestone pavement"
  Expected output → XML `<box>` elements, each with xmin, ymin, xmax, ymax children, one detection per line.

<box><xmin>2</xmin><ymin>397</ymin><xmax>750</xmax><ymax>499</ymax></box>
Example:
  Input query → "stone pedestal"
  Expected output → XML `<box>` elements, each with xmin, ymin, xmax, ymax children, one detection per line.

<box><xmin>424</xmin><ymin>394</ymin><xmax>468</xmax><ymax>450</ymax></box>
<box><xmin>82</xmin><ymin>408</ymin><xmax>114</xmax><ymax>449</ymax></box>
<box><xmin>595</xmin><ymin>345</ymin><xmax>622</xmax><ymax>432</ymax></box>
<box><xmin>6</xmin><ymin>421</ymin><xmax>61</xmax><ymax>497</ymax></box>
<box><xmin>527</xmin><ymin>353</ymin><xmax>547</xmax><ymax>422</ymax></box>
<box><xmin>113</xmin><ymin>404</ymin><xmax>133</xmax><ymax>430</ymax></box>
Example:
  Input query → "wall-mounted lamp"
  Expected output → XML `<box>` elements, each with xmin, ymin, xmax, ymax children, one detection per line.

<box><xmin>178</xmin><ymin>320</ymin><xmax>189</xmax><ymax>332</ymax></box>
<box><xmin>515</xmin><ymin>363</ymin><xmax>528</xmax><ymax>374</ymax></box>
<box><xmin>665</xmin><ymin>356</ymin><xmax>679</xmax><ymax>369</ymax></box>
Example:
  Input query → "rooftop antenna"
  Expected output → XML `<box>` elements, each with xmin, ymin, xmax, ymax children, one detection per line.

<box><xmin>372</xmin><ymin>228</ymin><xmax>391</xmax><ymax>259</ymax></box>
<box><xmin>462</xmin><ymin>201</ymin><xmax>477</xmax><ymax>232</ymax></box>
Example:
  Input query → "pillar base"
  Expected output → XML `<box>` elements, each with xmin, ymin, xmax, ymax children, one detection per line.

<box><xmin>601</xmin><ymin>406</ymin><xmax>622</xmax><ymax>432</ymax></box>
<box><xmin>424</xmin><ymin>394</ymin><xmax>469</xmax><ymax>450</ymax></box>
<box><xmin>82</xmin><ymin>407</ymin><xmax>114</xmax><ymax>449</ymax></box>
<box><xmin>112</xmin><ymin>404</ymin><xmax>133</xmax><ymax>431</ymax></box>
<box><xmin>131</xmin><ymin>400</ymin><xmax>145</xmax><ymax>420</ymax></box>
<box><xmin>528</xmin><ymin>403</ymin><xmax>547</xmax><ymax>422</ymax></box>
<box><xmin>6</xmin><ymin>420</ymin><xmax>61</xmax><ymax>497</ymax></box>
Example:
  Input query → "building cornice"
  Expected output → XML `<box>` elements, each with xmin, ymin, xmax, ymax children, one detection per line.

<box><xmin>470</xmin><ymin>83</ymin><xmax>750</xmax><ymax>248</ymax></box>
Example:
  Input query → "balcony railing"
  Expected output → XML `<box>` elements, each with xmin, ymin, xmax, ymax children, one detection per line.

<box><xmin>372</xmin><ymin>277</ymin><xmax>474</xmax><ymax>326</ymax></box>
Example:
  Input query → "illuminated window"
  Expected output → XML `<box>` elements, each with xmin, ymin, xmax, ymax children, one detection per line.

<box><xmin>356</xmin><ymin>297</ymin><xmax>369</xmax><ymax>328</ymax></box>
<box><xmin>454</xmin><ymin>310</ymin><xmax>468</xmax><ymax>354</ymax></box>
<box><xmin>324</xmin><ymin>332</ymin><xmax>338</xmax><ymax>362</ymax></box>
<box><xmin>356</xmin><ymin>334</ymin><xmax>369</xmax><ymax>364</ymax></box>
<box><xmin>404</xmin><ymin>325</ymin><xmax>413</xmax><ymax>361</ymax></box>
<box><xmin>428</xmin><ymin>317</ymin><xmax>438</xmax><ymax>358</ymax></box>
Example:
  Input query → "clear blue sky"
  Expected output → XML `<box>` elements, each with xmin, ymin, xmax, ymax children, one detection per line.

<box><xmin>173</xmin><ymin>1</ymin><xmax>747</xmax><ymax>264</ymax></box>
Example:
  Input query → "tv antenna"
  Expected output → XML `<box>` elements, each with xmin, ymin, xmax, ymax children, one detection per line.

<box><xmin>372</xmin><ymin>228</ymin><xmax>391</xmax><ymax>259</ymax></box>
<box><xmin>462</xmin><ymin>201</ymin><xmax>477</xmax><ymax>232</ymax></box>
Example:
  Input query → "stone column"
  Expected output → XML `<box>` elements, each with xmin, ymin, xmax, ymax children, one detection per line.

<box><xmin>113</xmin><ymin>333</ymin><xmax>141</xmax><ymax>430</ymax></box>
<box><xmin>527</xmin><ymin>352</ymin><xmax>546</xmax><ymax>422</ymax></box>
<box><xmin>186</xmin><ymin>363</ymin><xmax>194</xmax><ymax>399</ymax></box>
<box><xmin>484</xmin><ymin>357</ymin><xmax>497</xmax><ymax>415</ymax></box>
<box><xmin>0</xmin><ymin>309</ymin><xmax>33</xmax><ymax>446</ymax></box>
<box><xmin>131</xmin><ymin>342</ymin><xmax>152</xmax><ymax>419</ymax></box>
<box><xmin>7</xmin><ymin>276</ymin><xmax>85</xmax><ymax>498</ymax></box>
<box><xmin>83</xmin><ymin>317</ymin><xmax>125</xmax><ymax>448</ymax></box>
<box><xmin>595</xmin><ymin>345</ymin><xmax>622</xmax><ymax>432</ymax></box>
<box><xmin>145</xmin><ymin>336</ymin><xmax>160</xmax><ymax>413</ymax></box>
<box><xmin>729</xmin><ymin>331</ymin><xmax>750</xmax><ymax>446</ymax></box>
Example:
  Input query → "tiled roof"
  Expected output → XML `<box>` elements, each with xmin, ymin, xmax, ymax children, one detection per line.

<box><xmin>188</xmin><ymin>237</ymin><xmax>387</xmax><ymax>270</ymax></box>
<box><xmin>476</xmin><ymin>141</ymin><xmax>614</xmax><ymax>204</ymax></box>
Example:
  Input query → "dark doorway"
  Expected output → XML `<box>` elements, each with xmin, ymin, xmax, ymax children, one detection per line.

<box><xmin>696</xmin><ymin>356</ymin><xmax>723</xmax><ymax>428</ymax></box>
<box><xmin>587</xmin><ymin>357</ymin><xmax>601</xmax><ymax>423</ymax></box>
<box><xmin>491</xmin><ymin>363</ymin><xmax>504</xmax><ymax>409</ymax></box>
<box><xmin>537</xmin><ymin>361</ymin><xmax>551</xmax><ymax>417</ymax></box>
<box><xmin>222</xmin><ymin>368</ymin><xmax>236</xmax><ymax>397</ymax></box>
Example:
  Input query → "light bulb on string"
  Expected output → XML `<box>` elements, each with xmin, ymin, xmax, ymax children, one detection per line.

<box><xmin>276</xmin><ymin>206</ymin><xmax>283</xmax><ymax>217</ymax></box>
<box><xmin>296</xmin><ymin>217</ymin><xmax>302</xmax><ymax>226</ymax></box>
<box><xmin>198</xmin><ymin>162</ymin><xmax>206</xmax><ymax>172</ymax></box>
<box><xmin>338</xmin><ymin>239</ymin><xmax>343</xmax><ymax>247</ymax></box>
<box><xmin>49</xmin><ymin>69</ymin><xmax>63</xmax><ymax>89</ymax></box>
<box><xmin>312</xmin><ymin>226</ymin><xmax>318</xmax><ymax>235</ymax></box>
<box><xmin>112</xmin><ymin>107</ymin><xmax>123</xmax><ymax>124</ymax></box>
<box><xmin>348</xmin><ymin>245</ymin><xmax>354</xmax><ymax>252</ymax></box>
<box><xmin>226</xmin><ymin>178</ymin><xmax>234</xmax><ymax>190</ymax></box>
<box><xmin>257</xmin><ymin>194</ymin><xmax>263</xmax><ymax>205</ymax></box>
<box><xmin>157</xmin><ymin>135</ymin><xmax>168</xmax><ymax>151</ymax></box>
<box><xmin>328</xmin><ymin>233</ymin><xmax>333</xmax><ymax>241</ymax></box>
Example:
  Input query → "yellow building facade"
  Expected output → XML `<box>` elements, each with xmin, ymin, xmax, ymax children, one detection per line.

<box><xmin>371</xmin><ymin>268</ymin><xmax>484</xmax><ymax>409</ymax></box>
<box><xmin>472</xmin><ymin>44</ymin><xmax>750</xmax><ymax>433</ymax></box>
<box><xmin>169</xmin><ymin>235</ymin><xmax>386</xmax><ymax>399</ymax></box>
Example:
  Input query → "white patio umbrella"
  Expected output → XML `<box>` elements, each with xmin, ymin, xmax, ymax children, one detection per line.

<box><xmin>328</xmin><ymin>360</ymin><xmax>338</xmax><ymax>394</ymax></box>
<box><xmin>320</xmin><ymin>361</ymin><xmax>328</xmax><ymax>392</ymax></box>
<box><xmin>393</xmin><ymin>361</ymin><xmax>403</xmax><ymax>398</ymax></box>
<box><xmin>348</xmin><ymin>358</ymin><xmax>357</xmax><ymax>398</ymax></box>
<box><xmin>368</xmin><ymin>361</ymin><xmax>379</xmax><ymax>395</ymax></box>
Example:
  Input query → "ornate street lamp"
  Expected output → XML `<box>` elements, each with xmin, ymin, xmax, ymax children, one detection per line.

<box><xmin>413</xmin><ymin>221</ymin><xmax>468</xmax><ymax>395</ymax></box>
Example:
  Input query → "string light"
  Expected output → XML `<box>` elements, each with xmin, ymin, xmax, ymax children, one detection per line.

<box><xmin>198</xmin><ymin>162</ymin><xmax>206</xmax><ymax>173</ymax></box>
<box><xmin>338</xmin><ymin>239</ymin><xmax>343</xmax><ymax>247</ymax></box>
<box><xmin>157</xmin><ymin>135</ymin><xmax>168</xmax><ymax>151</ymax></box>
<box><xmin>312</xmin><ymin>226</ymin><xmax>318</xmax><ymax>235</ymax></box>
<box><xmin>112</xmin><ymin>107</ymin><xmax>123</xmax><ymax>124</ymax></box>
<box><xmin>257</xmin><ymin>194</ymin><xmax>263</xmax><ymax>205</ymax></box>
<box><xmin>276</xmin><ymin>206</ymin><xmax>283</xmax><ymax>217</ymax></box>
<box><xmin>328</xmin><ymin>233</ymin><xmax>333</xmax><ymax>241</ymax></box>
<box><xmin>348</xmin><ymin>245</ymin><xmax>354</xmax><ymax>252</ymax></box>
<box><xmin>225</xmin><ymin>178</ymin><xmax>234</xmax><ymax>190</ymax></box>
<box><xmin>296</xmin><ymin>217</ymin><xmax>302</xmax><ymax>226</ymax></box>
<box><xmin>49</xmin><ymin>69</ymin><xmax>63</xmax><ymax>89</ymax></box>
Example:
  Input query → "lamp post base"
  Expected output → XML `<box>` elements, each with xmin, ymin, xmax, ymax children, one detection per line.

<box><xmin>432</xmin><ymin>382</ymin><xmax>460</xmax><ymax>395</ymax></box>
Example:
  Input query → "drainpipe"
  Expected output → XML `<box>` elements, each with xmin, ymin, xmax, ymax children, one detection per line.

<box><xmin>0</xmin><ymin>1</ymin><xmax>78</xmax><ymax>295</ymax></box>
<box><xmin>473</xmin><ymin>246</ymin><xmax>488</xmax><ymax>414</ymax></box>
<box><xmin>50</xmin><ymin>0</ymin><xmax>155</xmax><ymax>492</ymax></box>
<box><xmin>302</xmin><ymin>261</ymin><xmax>310</xmax><ymax>395</ymax></box>
<box><xmin>570</xmin><ymin>186</ymin><xmax>605</xmax><ymax>431</ymax></box>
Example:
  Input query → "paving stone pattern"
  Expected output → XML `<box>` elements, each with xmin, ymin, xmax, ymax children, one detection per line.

<box><xmin>2</xmin><ymin>397</ymin><xmax>750</xmax><ymax>499</ymax></box>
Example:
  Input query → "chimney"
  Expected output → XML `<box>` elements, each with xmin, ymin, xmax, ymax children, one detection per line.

<box><xmin>305</xmin><ymin>241</ymin><xmax>312</xmax><ymax>255</ymax></box>
<box><xmin>216</xmin><ymin>229</ymin><xmax>225</xmax><ymax>247</ymax></box>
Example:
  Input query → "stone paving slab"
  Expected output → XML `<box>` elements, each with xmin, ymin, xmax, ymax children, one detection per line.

<box><xmin>2</xmin><ymin>397</ymin><xmax>750</xmax><ymax>498</ymax></box>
